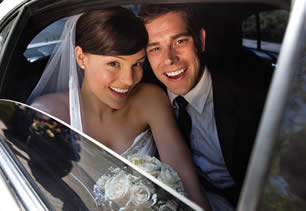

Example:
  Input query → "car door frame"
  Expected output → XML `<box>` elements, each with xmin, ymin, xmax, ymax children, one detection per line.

<box><xmin>237</xmin><ymin>0</ymin><xmax>306</xmax><ymax>210</ymax></box>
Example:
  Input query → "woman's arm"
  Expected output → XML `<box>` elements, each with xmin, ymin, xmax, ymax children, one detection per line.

<box><xmin>137</xmin><ymin>84</ymin><xmax>211</xmax><ymax>211</ymax></box>
<box><xmin>30</xmin><ymin>92</ymin><xmax>70</xmax><ymax>123</ymax></box>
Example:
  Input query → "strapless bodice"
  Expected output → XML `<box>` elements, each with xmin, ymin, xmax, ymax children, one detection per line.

<box><xmin>121</xmin><ymin>129</ymin><xmax>156</xmax><ymax>157</ymax></box>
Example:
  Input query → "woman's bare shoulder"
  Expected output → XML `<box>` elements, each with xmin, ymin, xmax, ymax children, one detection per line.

<box><xmin>30</xmin><ymin>92</ymin><xmax>69</xmax><ymax>121</ymax></box>
<box><xmin>132</xmin><ymin>83</ymin><xmax>170</xmax><ymax>110</ymax></box>
<box><xmin>135</xmin><ymin>83</ymin><xmax>167</xmax><ymax>98</ymax></box>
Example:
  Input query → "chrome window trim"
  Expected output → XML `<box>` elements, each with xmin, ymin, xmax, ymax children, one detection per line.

<box><xmin>0</xmin><ymin>170</ymin><xmax>22</xmax><ymax>211</ymax></box>
<box><xmin>0</xmin><ymin>140</ymin><xmax>48</xmax><ymax>211</ymax></box>
<box><xmin>0</xmin><ymin>0</ymin><xmax>26</xmax><ymax>22</ymax></box>
<box><xmin>237</xmin><ymin>0</ymin><xmax>306</xmax><ymax>210</ymax></box>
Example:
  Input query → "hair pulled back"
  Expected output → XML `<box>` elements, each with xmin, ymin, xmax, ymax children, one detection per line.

<box><xmin>76</xmin><ymin>7</ymin><xmax>148</xmax><ymax>56</ymax></box>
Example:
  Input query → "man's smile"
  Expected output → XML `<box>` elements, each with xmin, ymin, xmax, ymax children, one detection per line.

<box><xmin>164</xmin><ymin>67</ymin><xmax>187</xmax><ymax>79</ymax></box>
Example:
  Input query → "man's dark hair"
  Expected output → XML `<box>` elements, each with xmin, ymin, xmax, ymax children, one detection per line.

<box><xmin>139</xmin><ymin>4</ymin><xmax>203</xmax><ymax>54</ymax></box>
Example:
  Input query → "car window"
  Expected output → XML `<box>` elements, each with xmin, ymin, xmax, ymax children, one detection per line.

<box><xmin>256</xmin><ymin>38</ymin><xmax>306</xmax><ymax>211</ymax></box>
<box><xmin>242</xmin><ymin>10</ymin><xmax>289</xmax><ymax>63</ymax></box>
<box><xmin>23</xmin><ymin>18</ymin><xmax>67</xmax><ymax>63</ymax></box>
<box><xmin>122</xmin><ymin>3</ymin><xmax>142</xmax><ymax>15</ymax></box>
<box><xmin>0</xmin><ymin>100</ymin><xmax>199</xmax><ymax>210</ymax></box>
<box><xmin>0</xmin><ymin>17</ymin><xmax>16</xmax><ymax>52</ymax></box>
<box><xmin>23</xmin><ymin>4</ymin><xmax>141</xmax><ymax>63</ymax></box>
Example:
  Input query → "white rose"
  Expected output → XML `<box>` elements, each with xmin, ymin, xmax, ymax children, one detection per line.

<box><xmin>138</xmin><ymin>162</ymin><xmax>160</xmax><ymax>177</ymax></box>
<box><xmin>96</xmin><ymin>175</ymin><xmax>111</xmax><ymax>188</ymax></box>
<box><xmin>158</xmin><ymin>164</ymin><xmax>180</xmax><ymax>185</ymax></box>
<box><xmin>159</xmin><ymin>199</ymin><xmax>179</xmax><ymax>211</ymax></box>
<box><xmin>128</xmin><ymin>154</ymin><xmax>161</xmax><ymax>177</ymax></box>
<box><xmin>131</xmin><ymin>183</ymin><xmax>152</xmax><ymax>207</ymax></box>
<box><xmin>104</xmin><ymin>173</ymin><xmax>131</xmax><ymax>207</ymax></box>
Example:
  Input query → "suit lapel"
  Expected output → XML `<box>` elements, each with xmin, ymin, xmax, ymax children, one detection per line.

<box><xmin>210</xmin><ymin>65</ymin><xmax>238</xmax><ymax>173</ymax></box>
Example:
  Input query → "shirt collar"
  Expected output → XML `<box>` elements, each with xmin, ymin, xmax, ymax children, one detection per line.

<box><xmin>168</xmin><ymin>66</ymin><xmax>211</xmax><ymax>114</ymax></box>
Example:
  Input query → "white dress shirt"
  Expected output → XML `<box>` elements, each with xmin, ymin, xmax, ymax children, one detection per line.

<box><xmin>168</xmin><ymin>67</ymin><xmax>234</xmax><ymax>189</ymax></box>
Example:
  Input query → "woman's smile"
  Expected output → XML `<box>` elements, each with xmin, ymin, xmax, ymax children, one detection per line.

<box><xmin>109</xmin><ymin>86</ymin><xmax>129</xmax><ymax>98</ymax></box>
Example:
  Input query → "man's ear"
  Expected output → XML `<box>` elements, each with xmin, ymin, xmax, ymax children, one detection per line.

<box><xmin>75</xmin><ymin>46</ymin><xmax>86</xmax><ymax>69</ymax></box>
<box><xmin>200</xmin><ymin>28</ymin><xmax>206</xmax><ymax>52</ymax></box>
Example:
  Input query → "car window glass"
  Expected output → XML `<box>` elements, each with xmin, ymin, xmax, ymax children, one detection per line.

<box><xmin>0</xmin><ymin>17</ymin><xmax>16</xmax><ymax>52</ymax></box>
<box><xmin>242</xmin><ymin>10</ymin><xmax>289</xmax><ymax>57</ymax></box>
<box><xmin>24</xmin><ymin>4</ymin><xmax>140</xmax><ymax>63</ymax></box>
<box><xmin>23</xmin><ymin>18</ymin><xmax>67</xmax><ymax>63</ymax></box>
<box><xmin>257</xmin><ymin>39</ymin><xmax>306</xmax><ymax>210</ymax></box>
<box><xmin>122</xmin><ymin>4</ymin><xmax>142</xmax><ymax>15</ymax></box>
<box><xmin>0</xmin><ymin>101</ymin><xmax>198</xmax><ymax>210</ymax></box>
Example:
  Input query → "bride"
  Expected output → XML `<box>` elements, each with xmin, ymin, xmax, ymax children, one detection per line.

<box><xmin>27</xmin><ymin>7</ymin><xmax>210</xmax><ymax>210</ymax></box>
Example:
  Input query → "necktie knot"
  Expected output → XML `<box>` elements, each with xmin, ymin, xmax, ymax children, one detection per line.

<box><xmin>175</xmin><ymin>96</ymin><xmax>189</xmax><ymax>109</ymax></box>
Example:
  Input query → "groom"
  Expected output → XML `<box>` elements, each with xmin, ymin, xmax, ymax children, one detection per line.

<box><xmin>140</xmin><ymin>4</ymin><xmax>273</xmax><ymax>209</ymax></box>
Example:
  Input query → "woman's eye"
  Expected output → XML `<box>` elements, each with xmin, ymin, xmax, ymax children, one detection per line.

<box><xmin>132</xmin><ymin>62</ymin><xmax>144</xmax><ymax>70</ymax></box>
<box><xmin>148</xmin><ymin>47</ymin><xmax>160</xmax><ymax>53</ymax></box>
<box><xmin>108</xmin><ymin>61</ymin><xmax>120</xmax><ymax>67</ymax></box>
<box><xmin>135</xmin><ymin>62</ymin><xmax>143</xmax><ymax>67</ymax></box>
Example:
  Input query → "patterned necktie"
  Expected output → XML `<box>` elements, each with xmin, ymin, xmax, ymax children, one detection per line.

<box><xmin>175</xmin><ymin>96</ymin><xmax>192</xmax><ymax>145</ymax></box>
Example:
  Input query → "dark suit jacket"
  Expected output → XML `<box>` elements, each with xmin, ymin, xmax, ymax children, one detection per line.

<box><xmin>142</xmin><ymin>49</ymin><xmax>274</xmax><ymax>206</ymax></box>
<box><xmin>206</xmin><ymin>50</ymin><xmax>274</xmax><ymax>205</ymax></box>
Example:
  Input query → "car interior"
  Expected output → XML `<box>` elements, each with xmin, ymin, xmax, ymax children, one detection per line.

<box><xmin>0</xmin><ymin>0</ymin><xmax>296</xmax><ymax>209</ymax></box>
<box><xmin>0</xmin><ymin>0</ymin><xmax>294</xmax><ymax>209</ymax></box>
<box><xmin>0</xmin><ymin>1</ymin><xmax>289</xmax><ymax>104</ymax></box>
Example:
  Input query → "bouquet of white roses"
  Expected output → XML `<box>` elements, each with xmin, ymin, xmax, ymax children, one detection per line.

<box><xmin>93</xmin><ymin>153</ymin><xmax>185</xmax><ymax>210</ymax></box>
<box><xmin>94</xmin><ymin>166</ymin><xmax>157</xmax><ymax>210</ymax></box>
<box><xmin>126</xmin><ymin>153</ymin><xmax>185</xmax><ymax>195</ymax></box>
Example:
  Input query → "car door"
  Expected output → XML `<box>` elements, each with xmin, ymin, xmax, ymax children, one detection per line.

<box><xmin>238</xmin><ymin>0</ymin><xmax>306</xmax><ymax>210</ymax></box>
<box><xmin>0</xmin><ymin>99</ymin><xmax>202</xmax><ymax>210</ymax></box>
<box><xmin>0</xmin><ymin>0</ymin><xmax>26</xmax><ymax>65</ymax></box>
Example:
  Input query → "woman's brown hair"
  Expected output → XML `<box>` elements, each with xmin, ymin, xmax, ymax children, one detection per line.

<box><xmin>76</xmin><ymin>7</ymin><xmax>148</xmax><ymax>56</ymax></box>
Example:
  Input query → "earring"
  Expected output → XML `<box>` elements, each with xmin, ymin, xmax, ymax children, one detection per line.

<box><xmin>81</xmin><ymin>65</ymin><xmax>85</xmax><ymax>69</ymax></box>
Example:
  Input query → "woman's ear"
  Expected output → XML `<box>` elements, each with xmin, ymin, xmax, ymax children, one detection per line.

<box><xmin>75</xmin><ymin>46</ymin><xmax>86</xmax><ymax>70</ymax></box>
<box><xmin>200</xmin><ymin>29</ymin><xmax>206</xmax><ymax>52</ymax></box>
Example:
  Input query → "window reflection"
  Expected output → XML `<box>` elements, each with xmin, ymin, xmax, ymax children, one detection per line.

<box><xmin>0</xmin><ymin>101</ymin><xmax>196</xmax><ymax>210</ymax></box>
<box><xmin>258</xmin><ymin>43</ymin><xmax>306</xmax><ymax>210</ymax></box>
<box><xmin>4</xmin><ymin>103</ymin><xmax>89</xmax><ymax>210</ymax></box>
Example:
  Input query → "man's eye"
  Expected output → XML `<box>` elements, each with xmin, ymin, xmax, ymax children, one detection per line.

<box><xmin>176</xmin><ymin>39</ymin><xmax>187</xmax><ymax>45</ymax></box>
<box><xmin>108</xmin><ymin>61</ymin><xmax>120</xmax><ymax>67</ymax></box>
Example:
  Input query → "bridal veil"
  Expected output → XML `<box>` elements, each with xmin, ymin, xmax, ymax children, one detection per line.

<box><xmin>27</xmin><ymin>15</ymin><xmax>84</xmax><ymax>132</ymax></box>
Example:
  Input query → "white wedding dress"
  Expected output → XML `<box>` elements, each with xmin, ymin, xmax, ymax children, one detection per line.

<box><xmin>121</xmin><ymin>129</ymin><xmax>156</xmax><ymax>157</ymax></box>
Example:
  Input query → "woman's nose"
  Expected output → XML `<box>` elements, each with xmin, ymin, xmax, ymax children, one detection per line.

<box><xmin>163</xmin><ymin>46</ymin><xmax>178</xmax><ymax>65</ymax></box>
<box><xmin>120</xmin><ymin>69</ymin><xmax>134</xmax><ymax>86</ymax></box>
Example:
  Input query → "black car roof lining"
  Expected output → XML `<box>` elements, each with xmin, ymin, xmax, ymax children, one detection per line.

<box><xmin>22</xmin><ymin>1</ymin><xmax>284</xmax><ymax>53</ymax></box>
